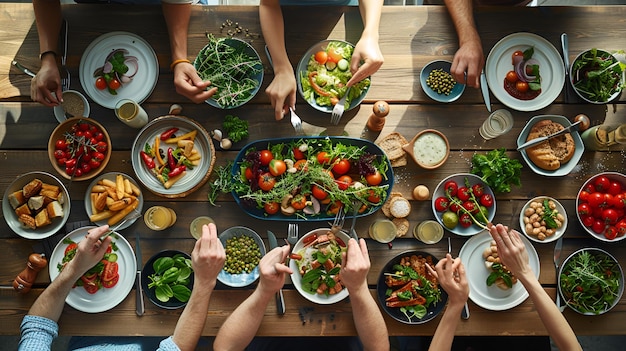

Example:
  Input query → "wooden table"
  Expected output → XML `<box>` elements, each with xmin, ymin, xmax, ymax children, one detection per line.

<box><xmin>1</xmin><ymin>3</ymin><xmax>626</xmax><ymax>338</ymax></box>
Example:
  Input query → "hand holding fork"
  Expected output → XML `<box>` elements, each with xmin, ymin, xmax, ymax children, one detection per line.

<box><xmin>331</xmin><ymin>86</ymin><xmax>351</xmax><ymax>125</ymax></box>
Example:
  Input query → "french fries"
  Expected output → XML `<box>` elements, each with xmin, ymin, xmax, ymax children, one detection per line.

<box><xmin>89</xmin><ymin>174</ymin><xmax>141</xmax><ymax>226</ymax></box>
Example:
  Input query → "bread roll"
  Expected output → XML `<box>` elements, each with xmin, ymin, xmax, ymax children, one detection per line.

<box><xmin>525</xmin><ymin>120</ymin><xmax>576</xmax><ymax>171</ymax></box>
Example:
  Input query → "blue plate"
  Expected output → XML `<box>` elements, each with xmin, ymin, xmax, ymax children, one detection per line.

<box><xmin>217</xmin><ymin>226</ymin><xmax>266</xmax><ymax>287</ymax></box>
<box><xmin>420</xmin><ymin>60</ymin><xmax>465</xmax><ymax>103</ymax></box>
<box><xmin>231</xmin><ymin>136</ymin><xmax>394</xmax><ymax>221</ymax></box>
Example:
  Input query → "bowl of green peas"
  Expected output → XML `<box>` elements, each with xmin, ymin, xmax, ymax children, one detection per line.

<box><xmin>420</xmin><ymin>60</ymin><xmax>465</xmax><ymax>103</ymax></box>
<box><xmin>218</xmin><ymin>226</ymin><xmax>266</xmax><ymax>287</ymax></box>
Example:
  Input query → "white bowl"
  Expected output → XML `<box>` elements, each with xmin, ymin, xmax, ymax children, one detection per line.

<box><xmin>53</xmin><ymin>90</ymin><xmax>90</xmax><ymax>123</ymax></box>
<box><xmin>576</xmin><ymin>172</ymin><xmax>626</xmax><ymax>242</ymax></box>
<box><xmin>518</xmin><ymin>196</ymin><xmax>567</xmax><ymax>243</ymax></box>
<box><xmin>516</xmin><ymin>115</ymin><xmax>584</xmax><ymax>177</ymax></box>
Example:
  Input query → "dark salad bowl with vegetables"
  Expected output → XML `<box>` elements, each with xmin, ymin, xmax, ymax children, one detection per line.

<box><xmin>570</xmin><ymin>48</ymin><xmax>624</xmax><ymax>104</ymax></box>
<box><xmin>230</xmin><ymin>136</ymin><xmax>393</xmax><ymax>221</ymax></box>
<box><xmin>141</xmin><ymin>250</ymin><xmax>194</xmax><ymax>309</ymax></box>
<box><xmin>558</xmin><ymin>248</ymin><xmax>624</xmax><ymax>315</ymax></box>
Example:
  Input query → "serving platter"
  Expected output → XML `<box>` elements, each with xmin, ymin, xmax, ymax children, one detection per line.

<box><xmin>376</xmin><ymin>250</ymin><xmax>448</xmax><ymax>324</ymax></box>
<box><xmin>231</xmin><ymin>136</ymin><xmax>393</xmax><ymax>221</ymax></box>
<box><xmin>459</xmin><ymin>231</ymin><xmax>539</xmax><ymax>311</ymax></box>
<box><xmin>79</xmin><ymin>31</ymin><xmax>158</xmax><ymax>109</ymax></box>
<box><xmin>49</xmin><ymin>226</ymin><xmax>136</xmax><ymax>313</ymax></box>
<box><xmin>485</xmin><ymin>32</ymin><xmax>564</xmax><ymax>112</ymax></box>
<box><xmin>131</xmin><ymin>116</ymin><xmax>215</xmax><ymax>198</ymax></box>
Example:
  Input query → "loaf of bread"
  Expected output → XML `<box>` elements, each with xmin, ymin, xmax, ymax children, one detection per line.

<box><xmin>525</xmin><ymin>120</ymin><xmax>575</xmax><ymax>171</ymax></box>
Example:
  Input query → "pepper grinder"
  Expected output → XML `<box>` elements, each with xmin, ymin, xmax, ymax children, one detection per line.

<box><xmin>13</xmin><ymin>253</ymin><xmax>48</xmax><ymax>294</ymax></box>
<box><xmin>367</xmin><ymin>101</ymin><xmax>390</xmax><ymax>132</ymax></box>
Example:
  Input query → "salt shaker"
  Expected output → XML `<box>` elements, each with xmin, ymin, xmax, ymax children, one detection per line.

<box><xmin>367</xmin><ymin>101</ymin><xmax>389</xmax><ymax>132</ymax></box>
<box><xmin>13</xmin><ymin>253</ymin><xmax>48</xmax><ymax>294</ymax></box>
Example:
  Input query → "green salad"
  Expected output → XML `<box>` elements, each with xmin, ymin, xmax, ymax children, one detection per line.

<box><xmin>300</xmin><ymin>41</ymin><xmax>370</xmax><ymax>109</ymax></box>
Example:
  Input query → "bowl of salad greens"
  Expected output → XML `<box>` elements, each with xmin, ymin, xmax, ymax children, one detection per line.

<box><xmin>558</xmin><ymin>248</ymin><xmax>624</xmax><ymax>315</ymax></box>
<box><xmin>141</xmin><ymin>250</ymin><xmax>193</xmax><ymax>309</ymax></box>
<box><xmin>194</xmin><ymin>35</ymin><xmax>264</xmax><ymax>109</ymax></box>
<box><xmin>570</xmin><ymin>48</ymin><xmax>624</xmax><ymax>104</ymax></box>
<box><xmin>297</xmin><ymin>40</ymin><xmax>371</xmax><ymax>113</ymax></box>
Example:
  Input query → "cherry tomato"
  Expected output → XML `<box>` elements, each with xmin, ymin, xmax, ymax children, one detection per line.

<box><xmin>463</xmin><ymin>201</ymin><xmax>478</xmax><ymax>214</ymax></box>
<box><xmin>244</xmin><ymin>167</ymin><xmax>254</xmax><ymax>181</ymax></box>
<box><xmin>102</xmin><ymin>274</ymin><xmax>119</xmax><ymax>289</ymax></box>
<box><xmin>516</xmin><ymin>81</ymin><xmax>529</xmax><ymax>93</ymax></box>
<box><xmin>592</xmin><ymin>219</ymin><xmax>606</xmax><ymax>234</ymax></box>
<box><xmin>264</xmin><ymin>202</ymin><xmax>280</xmax><ymax>215</ymax></box>
<box><xmin>327</xmin><ymin>47</ymin><xmax>342</xmax><ymax>63</ymax></box>
<box><xmin>293</xmin><ymin>147</ymin><xmax>305</xmax><ymax>160</ymax></box>
<box><xmin>581</xmin><ymin>215</ymin><xmax>594</xmax><ymax>227</ymax></box>
<box><xmin>443</xmin><ymin>181</ymin><xmax>458</xmax><ymax>197</ymax></box>
<box><xmin>366</xmin><ymin>189</ymin><xmax>381</xmax><ymax>204</ymax></box>
<box><xmin>583</xmin><ymin>183</ymin><xmax>596</xmax><ymax>193</ymax></box>
<box><xmin>472</xmin><ymin>184</ymin><xmax>485</xmax><ymax>197</ymax></box>
<box><xmin>587</xmin><ymin>192</ymin><xmax>606</xmax><ymax>208</ymax></box>
<box><xmin>53</xmin><ymin>149</ymin><xmax>66</xmax><ymax>159</ymax></box>
<box><xmin>294</xmin><ymin>159</ymin><xmax>308</xmax><ymax>171</ymax></box>
<box><xmin>65</xmin><ymin>158</ymin><xmax>77</xmax><ymax>169</ymax></box>
<box><xmin>108</xmin><ymin>78</ymin><xmax>121</xmax><ymax>90</ymax></box>
<box><xmin>480</xmin><ymin>194</ymin><xmax>494</xmax><ymax>208</ymax></box>
<box><xmin>259</xmin><ymin>150</ymin><xmax>273</xmax><ymax>166</ymax></box>
<box><xmin>95</xmin><ymin>141</ymin><xmax>108</xmax><ymax>153</ymax></box>
<box><xmin>55</xmin><ymin>139</ymin><xmax>68</xmax><ymax>150</ymax></box>
<box><xmin>616</xmin><ymin>219</ymin><xmax>626</xmax><ymax>237</ymax></box>
<box><xmin>94</xmin><ymin>131</ymin><xmax>104</xmax><ymax>142</ymax></box>
<box><xmin>316</xmin><ymin>151</ymin><xmax>332</xmax><ymax>165</ymax></box>
<box><xmin>269</xmin><ymin>159</ymin><xmax>287</xmax><ymax>177</ymax></box>
<box><xmin>291</xmin><ymin>194</ymin><xmax>307</xmax><ymax>210</ymax></box>
<box><xmin>95</xmin><ymin>77</ymin><xmax>107</xmax><ymax>90</ymax></box>
<box><xmin>311</xmin><ymin>185</ymin><xmax>328</xmax><ymax>201</ymax></box>
<box><xmin>579</xmin><ymin>190</ymin><xmax>590</xmax><ymax>202</ymax></box>
<box><xmin>613</xmin><ymin>193</ymin><xmax>626</xmax><ymax>209</ymax></box>
<box><xmin>578</xmin><ymin>203</ymin><xmax>592</xmax><ymax>216</ymax></box>
<box><xmin>89</xmin><ymin>158</ymin><xmax>101</xmax><ymax>169</ymax></box>
<box><xmin>80</xmin><ymin>163</ymin><xmax>92</xmax><ymax>174</ymax></box>
<box><xmin>365</xmin><ymin>171</ymin><xmax>383</xmax><ymax>186</ymax></box>
<box><xmin>332</xmin><ymin>159</ymin><xmax>351</xmax><ymax>176</ymax></box>
<box><xmin>92</xmin><ymin>152</ymin><xmax>105</xmax><ymax>162</ymax></box>
<box><xmin>459</xmin><ymin>213</ymin><xmax>473</xmax><ymax>228</ymax></box>
<box><xmin>434</xmin><ymin>197</ymin><xmax>449</xmax><ymax>212</ymax></box>
<box><xmin>595</xmin><ymin>176</ymin><xmax>611</xmax><ymax>192</ymax></box>
<box><xmin>74</xmin><ymin>168</ymin><xmax>83</xmax><ymax>177</ymax></box>
<box><xmin>336</xmin><ymin>175</ymin><xmax>352</xmax><ymax>190</ymax></box>
<box><xmin>450</xmin><ymin>203</ymin><xmax>461</xmax><ymax>214</ymax></box>
<box><xmin>512</xmin><ymin>50</ymin><xmax>524</xmax><ymax>64</ymax></box>
<box><xmin>605</xmin><ymin>226</ymin><xmax>618</xmax><ymax>240</ymax></box>
<box><xmin>258</xmin><ymin>173</ymin><xmax>276</xmax><ymax>191</ymax></box>
<box><xmin>457</xmin><ymin>187</ymin><xmax>471</xmax><ymax>201</ymax></box>
<box><xmin>608</xmin><ymin>181</ymin><xmax>623</xmax><ymax>195</ymax></box>
<box><xmin>505</xmin><ymin>71</ymin><xmax>518</xmax><ymax>83</ymax></box>
<box><xmin>602</xmin><ymin>208</ymin><xmax>620</xmax><ymax>225</ymax></box>
<box><xmin>314</xmin><ymin>51</ymin><xmax>328</xmax><ymax>65</ymax></box>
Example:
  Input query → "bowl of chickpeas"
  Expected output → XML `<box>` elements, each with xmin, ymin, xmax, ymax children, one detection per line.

<box><xmin>217</xmin><ymin>226</ymin><xmax>266</xmax><ymax>287</ymax></box>
<box><xmin>420</xmin><ymin>60</ymin><xmax>465</xmax><ymax>103</ymax></box>
<box><xmin>519</xmin><ymin>196</ymin><xmax>567</xmax><ymax>243</ymax></box>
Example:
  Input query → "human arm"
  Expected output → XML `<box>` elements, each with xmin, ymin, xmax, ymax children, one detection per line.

<box><xmin>346</xmin><ymin>0</ymin><xmax>384</xmax><ymax>87</ymax></box>
<box><xmin>426</xmin><ymin>254</ymin><xmax>469</xmax><ymax>351</ymax></box>
<box><xmin>341</xmin><ymin>238</ymin><xmax>388</xmax><ymax>351</ymax></box>
<box><xmin>260</xmin><ymin>0</ymin><xmax>296</xmax><ymax>121</ymax></box>
<box><xmin>488</xmin><ymin>224</ymin><xmax>582</xmax><ymax>351</ymax></box>
<box><xmin>169</xmin><ymin>223</ymin><xmax>225</xmax><ymax>351</ymax></box>
<box><xmin>31</xmin><ymin>0</ymin><xmax>62</xmax><ymax>107</ymax></box>
<box><xmin>213</xmin><ymin>244</ymin><xmax>292</xmax><ymax>351</ymax></box>
<box><xmin>443</xmin><ymin>0</ymin><xmax>484</xmax><ymax>88</ymax></box>
<box><xmin>162</xmin><ymin>1</ymin><xmax>217</xmax><ymax>104</ymax></box>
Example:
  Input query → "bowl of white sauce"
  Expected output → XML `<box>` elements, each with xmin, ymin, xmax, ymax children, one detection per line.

<box><xmin>402</xmin><ymin>129</ymin><xmax>449</xmax><ymax>169</ymax></box>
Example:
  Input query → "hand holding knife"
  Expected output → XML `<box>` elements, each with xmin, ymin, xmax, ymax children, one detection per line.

<box><xmin>267</xmin><ymin>230</ymin><xmax>285</xmax><ymax>315</ymax></box>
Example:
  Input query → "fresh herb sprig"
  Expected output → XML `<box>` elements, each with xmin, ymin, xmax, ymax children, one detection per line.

<box><xmin>470</xmin><ymin>149</ymin><xmax>522</xmax><ymax>193</ymax></box>
<box><xmin>223</xmin><ymin>114</ymin><xmax>249</xmax><ymax>143</ymax></box>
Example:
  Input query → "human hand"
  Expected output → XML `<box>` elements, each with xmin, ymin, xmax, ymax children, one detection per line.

<box><xmin>427</xmin><ymin>254</ymin><xmax>469</xmax><ymax>306</ymax></box>
<box><xmin>258</xmin><ymin>244</ymin><xmax>292</xmax><ymax>295</ymax></box>
<box><xmin>264</xmin><ymin>71</ymin><xmax>296</xmax><ymax>121</ymax></box>
<box><xmin>488</xmin><ymin>223</ymin><xmax>533</xmax><ymax>281</ymax></box>
<box><xmin>173</xmin><ymin>62</ymin><xmax>218</xmax><ymax>104</ymax></box>
<box><xmin>66</xmin><ymin>225</ymin><xmax>113</xmax><ymax>278</ymax></box>
<box><xmin>191</xmin><ymin>223</ymin><xmax>226</xmax><ymax>286</ymax></box>
<box><xmin>340</xmin><ymin>238</ymin><xmax>370</xmax><ymax>291</ymax></box>
<box><xmin>30</xmin><ymin>61</ymin><xmax>62</xmax><ymax>107</ymax></box>
<box><xmin>347</xmin><ymin>36</ymin><xmax>383</xmax><ymax>87</ymax></box>
<box><xmin>450</xmin><ymin>39</ymin><xmax>484</xmax><ymax>89</ymax></box>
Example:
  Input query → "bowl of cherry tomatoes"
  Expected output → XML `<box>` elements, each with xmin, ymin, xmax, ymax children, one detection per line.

<box><xmin>48</xmin><ymin>117</ymin><xmax>111</xmax><ymax>181</ymax></box>
<box><xmin>576</xmin><ymin>172</ymin><xmax>626</xmax><ymax>242</ymax></box>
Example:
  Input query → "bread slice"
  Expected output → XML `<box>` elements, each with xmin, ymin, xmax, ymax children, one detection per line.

<box><xmin>382</xmin><ymin>192</ymin><xmax>403</xmax><ymax>218</ymax></box>
<box><xmin>27</xmin><ymin>196</ymin><xmax>45</xmax><ymax>211</ymax></box>
<box><xmin>390</xmin><ymin>196</ymin><xmax>411</xmax><ymax>218</ymax></box>
<box><xmin>392</xmin><ymin>217</ymin><xmax>410</xmax><ymax>237</ymax></box>
<box><xmin>15</xmin><ymin>203</ymin><xmax>31</xmax><ymax>217</ymax></box>
<box><xmin>526</xmin><ymin>120</ymin><xmax>576</xmax><ymax>171</ymax></box>
<box><xmin>35</xmin><ymin>208</ymin><xmax>51</xmax><ymax>228</ymax></box>
<box><xmin>22</xmin><ymin>179</ymin><xmax>43</xmax><ymax>198</ymax></box>
<box><xmin>376</xmin><ymin>132</ymin><xmax>408</xmax><ymax>162</ymax></box>
<box><xmin>18</xmin><ymin>214</ymin><xmax>36</xmax><ymax>229</ymax></box>
<box><xmin>47</xmin><ymin>201</ymin><xmax>64</xmax><ymax>218</ymax></box>
<box><xmin>8</xmin><ymin>190</ymin><xmax>25</xmax><ymax>209</ymax></box>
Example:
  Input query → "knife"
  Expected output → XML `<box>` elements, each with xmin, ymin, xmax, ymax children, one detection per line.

<box><xmin>553</xmin><ymin>236</ymin><xmax>565</xmax><ymax>312</ymax></box>
<box><xmin>448</xmin><ymin>237</ymin><xmax>470</xmax><ymax>319</ymax></box>
<box><xmin>561</xmin><ymin>33</ymin><xmax>570</xmax><ymax>102</ymax></box>
<box><xmin>516</xmin><ymin>120</ymin><xmax>582</xmax><ymax>151</ymax></box>
<box><xmin>480</xmin><ymin>70</ymin><xmax>491</xmax><ymax>113</ymax></box>
<box><xmin>11</xmin><ymin>60</ymin><xmax>36</xmax><ymax>78</ymax></box>
<box><xmin>135</xmin><ymin>236</ymin><xmax>145</xmax><ymax>316</ymax></box>
<box><xmin>267</xmin><ymin>230</ymin><xmax>285</xmax><ymax>315</ymax></box>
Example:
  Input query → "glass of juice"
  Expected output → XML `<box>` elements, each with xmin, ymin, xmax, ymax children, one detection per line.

<box><xmin>369</xmin><ymin>219</ymin><xmax>397</xmax><ymax>243</ymax></box>
<box><xmin>144</xmin><ymin>206</ymin><xmax>176</xmax><ymax>231</ymax></box>
<box><xmin>414</xmin><ymin>220</ymin><xmax>444</xmax><ymax>244</ymax></box>
<box><xmin>190</xmin><ymin>216</ymin><xmax>215</xmax><ymax>239</ymax></box>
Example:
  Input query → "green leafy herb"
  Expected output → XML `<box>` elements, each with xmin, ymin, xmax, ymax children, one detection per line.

<box><xmin>223</xmin><ymin>114</ymin><xmax>249</xmax><ymax>143</ymax></box>
<box><xmin>147</xmin><ymin>254</ymin><xmax>193</xmax><ymax>303</ymax></box>
<box><xmin>400</xmin><ymin>305</ymin><xmax>427</xmax><ymax>323</ymax></box>
<box><xmin>470</xmin><ymin>148</ymin><xmax>522</xmax><ymax>193</ymax></box>
<box><xmin>486</xmin><ymin>262</ymin><xmax>514</xmax><ymax>288</ymax></box>
<box><xmin>541</xmin><ymin>199</ymin><xmax>558</xmax><ymax>229</ymax></box>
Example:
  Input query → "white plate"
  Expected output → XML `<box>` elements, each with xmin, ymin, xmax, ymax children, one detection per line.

<box><xmin>48</xmin><ymin>226</ymin><xmax>136</xmax><ymax>313</ymax></box>
<box><xmin>83</xmin><ymin>172</ymin><xmax>143</xmax><ymax>230</ymax></box>
<box><xmin>459</xmin><ymin>231</ymin><xmax>540</xmax><ymax>311</ymax></box>
<box><xmin>519</xmin><ymin>196</ymin><xmax>567</xmax><ymax>244</ymax></box>
<box><xmin>79</xmin><ymin>31</ymin><xmax>158</xmax><ymax>109</ymax></box>
<box><xmin>131</xmin><ymin>116</ymin><xmax>215</xmax><ymax>198</ymax></box>
<box><xmin>289</xmin><ymin>228</ymin><xmax>350</xmax><ymax>304</ymax></box>
<box><xmin>485</xmin><ymin>32</ymin><xmax>564</xmax><ymax>112</ymax></box>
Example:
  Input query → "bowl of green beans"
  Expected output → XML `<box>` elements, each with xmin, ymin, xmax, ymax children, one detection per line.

<box><xmin>420</xmin><ymin>60</ymin><xmax>465</xmax><ymax>103</ymax></box>
<box><xmin>194</xmin><ymin>35</ymin><xmax>264</xmax><ymax>109</ymax></box>
<box><xmin>217</xmin><ymin>226</ymin><xmax>266</xmax><ymax>287</ymax></box>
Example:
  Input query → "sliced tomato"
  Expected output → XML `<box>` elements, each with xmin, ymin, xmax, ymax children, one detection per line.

<box><xmin>327</xmin><ymin>47</ymin><xmax>342</xmax><ymax>63</ymax></box>
<box><xmin>102</xmin><ymin>261</ymin><xmax>119</xmax><ymax>282</ymax></box>
<box><xmin>83</xmin><ymin>282</ymin><xmax>99</xmax><ymax>294</ymax></box>
<box><xmin>64</xmin><ymin>242</ymin><xmax>78</xmax><ymax>256</ymax></box>
<box><xmin>102</xmin><ymin>274</ymin><xmax>119</xmax><ymax>289</ymax></box>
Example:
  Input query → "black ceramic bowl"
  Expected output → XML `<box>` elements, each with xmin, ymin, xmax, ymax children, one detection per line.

<box><xmin>141</xmin><ymin>250</ymin><xmax>193</xmax><ymax>309</ymax></box>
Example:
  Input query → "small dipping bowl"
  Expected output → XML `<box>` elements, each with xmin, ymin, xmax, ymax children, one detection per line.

<box><xmin>53</xmin><ymin>90</ymin><xmax>90</xmax><ymax>123</ymax></box>
<box><xmin>403</xmin><ymin>129</ymin><xmax>450</xmax><ymax>169</ymax></box>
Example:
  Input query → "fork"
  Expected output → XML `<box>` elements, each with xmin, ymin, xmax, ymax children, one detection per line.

<box><xmin>289</xmin><ymin>107</ymin><xmax>303</xmax><ymax>135</ymax></box>
<box><xmin>329</xmin><ymin>206</ymin><xmax>345</xmax><ymax>235</ymax></box>
<box><xmin>100</xmin><ymin>208</ymin><xmax>142</xmax><ymax>241</ymax></box>
<box><xmin>349</xmin><ymin>200</ymin><xmax>360</xmax><ymax>240</ymax></box>
<box><xmin>287</xmin><ymin>223</ymin><xmax>299</xmax><ymax>246</ymax></box>
<box><xmin>330</xmin><ymin>86</ymin><xmax>351</xmax><ymax>125</ymax></box>
<box><xmin>60</xmin><ymin>19</ymin><xmax>70</xmax><ymax>91</ymax></box>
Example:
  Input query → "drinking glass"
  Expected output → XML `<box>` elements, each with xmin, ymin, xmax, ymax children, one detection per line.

<box><xmin>479</xmin><ymin>109</ymin><xmax>513</xmax><ymax>140</ymax></box>
<box><xmin>115</xmin><ymin>99</ymin><xmax>148</xmax><ymax>128</ymax></box>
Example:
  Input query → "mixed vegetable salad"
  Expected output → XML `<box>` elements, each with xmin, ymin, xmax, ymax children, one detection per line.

<box><xmin>503</xmin><ymin>47</ymin><xmax>541</xmax><ymax>100</ymax></box>
<box><xmin>572</xmin><ymin>48</ymin><xmax>625</xmax><ymax>103</ymax></box>
<box><xmin>58</xmin><ymin>237</ymin><xmax>120</xmax><ymax>294</ymax></box>
<box><xmin>93</xmin><ymin>49</ymin><xmax>138</xmax><ymax>95</ymax></box>
<box><xmin>226</xmin><ymin>138</ymin><xmax>390</xmax><ymax>219</ymax></box>
<box><xmin>300</xmin><ymin>41</ymin><xmax>370</xmax><ymax>109</ymax></box>
<box><xmin>293</xmin><ymin>230</ymin><xmax>347</xmax><ymax>296</ymax></box>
